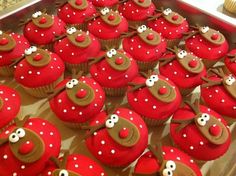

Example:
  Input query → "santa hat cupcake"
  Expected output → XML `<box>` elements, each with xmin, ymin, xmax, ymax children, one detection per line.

<box><xmin>49</xmin><ymin>71</ymin><xmax>105</xmax><ymax>128</ymax></box>
<box><xmin>159</xmin><ymin>47</ymin><xmax>206</xmax><ymax>96</ymax></box>
<box><xmin>147</xmin><ymin>8</ymin><xmax>189</xmax><ymax>47</ymax></box>
<box><xmin>118</xmin><ymin>0</ymin><xmax>156</xmax><ymax>28</ymax></box>
<box><xmin>122</xmin><ymin>25</ymin><xmax>167</xmax><ymax>71</ymax></box>
<box><xmin>22</xmin><ymin>10</ymin><xmax>66</xmax><ymax>50</ymax></box>
<box><xmin>87</xmin><ymin>7</ymin><xmax>128</xmax><ymax>50</ymax></box>
<box><xmin>54</xmin><ymin>27</ymin><xmax>101</xmax><ymax>74</ymax></box>
<box><xmin>184</xmin><ymin>25</ymin><xmax>229</xmax><ymax>68</ymax></box>
<box><xmin>89</xmin><ymin>0</ymin><xmax>119</xmax><ymax>10</ymax></box>
<box><xmin>89</xmin><ymin>48</ymin><xmax>138</xmax><ymax>96</ymax></box>
<box><xmin>127</xmin><ymin>71</ymin><xmax>182</xmax><ymax>126</ymax></box>
<box><xmin>0</xmin><ymin>30</ymin><xmax>30</xmax><ymax>76</ymax></box>
<box><xmin>57</xmin><ymin>0</ymin><xmax>97</xmax><ymax>31</ymax></box>
<box><xmin>0</xmin><ymin>116</ymin><xmax>61</xmax><ymax>175</ymax></box>
<box><xmin>84</xmin><ymin>107</ymin><xmax>148</xmax><ymax>167</ymax></box>
<box><xmin>134</xmin><ymin>144</ymin><xmax>202</xmax><ymax>176</ymax></box>
<box><xmin>224</xmin><ymin>49</ymin><xmax>236</xmax><ymax>75</ymax></box>
<box><xmin>42</xmin><ymin>152</ymin><xmax>107</xmax><ymax>176</ymax></box>
<box><xmin>13</xmin><ymin>46</ymin><xmax>65</xmax><ymax>98</ymax></box>
<box><xmin>170</xmin><ymin>99</ymin><xmax>231</xmax><ymax>161</ymax></box>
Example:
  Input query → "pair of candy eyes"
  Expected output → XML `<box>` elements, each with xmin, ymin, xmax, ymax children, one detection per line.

<box><xmin>66</xmin><ymin>27</ymin><xmax>77</xmax><ymax>35</ymax></box>
<box><xmin>163</xmin><ymin>8</ymin><xmax>173</xmax><ymax>16</ymax></box>
<box><xmin>137</xmin><ymin>25</ymin><xmax>147</xmax><ymax>33</ymax></box>
<box><xmin>66</xmin><ymin>79</ymin><xmax>79</xmax><ymax>89</ymax></box>
<box><xmin>197</xmin><ymin>113</ymin><xmax>210</xmax><ymax>126</ymax></box>
<box><xmin>200</xmin><ymin>26</ymin><xmax>210</xmax><ymax>34</ymax></box>
<box><xmin>162</xmin><ymin>160</ymin><xmax>177</xmax><ymax>176</ymax></box>
<box><xmin>146</xmin><ymin>75</ymin><xmax>159</xmax><ymax>87</ymax></box>
<box><xmin>177</xmin><ymin>50</ymin><xmax>188</xmax><ymax>59</ymax></box>
<box><xmin>106</xmin><ymin>49</ymin><xmax>117</xmax><ymax>58</ymax></box>
<box><xmin>32</xmin><ymin>11</ymin><xmax>43</xmax><ymax>18</ymax></box>
<box><xmin>105</xmin><ymin>114</ymin><xmax>119</xmax><ymax>128</ymax></box>
<box><xmin>225</xmin><ymin>76</ymin><xmax>236</xmax><ymax>86</ymax></box>
<box><xmin>25</xmin><ymin>46</ymin><xmax>37</xmax><ymax>55</ymax></box>
<box><xmin>100</xmin><ymin>7</ymin><xmax>110</xmax><ymax>15</ymax></box>
<box><xmin>9</xmin><ymin>128</ymin><xmax>26</xmax><ymax>143</ymax></box>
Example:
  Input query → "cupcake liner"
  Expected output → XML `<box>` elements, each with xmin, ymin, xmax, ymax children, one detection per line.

<box><xmin>0</xmin><ymin>66</ymin><xmax>14</xmax><ymax>77</ymax></box>
<box><xmin>64</xmin><ymin>121</ymin><xmax>89</xmax><ymax>129</ymax></box>
<box><xmin>142</xmin><ymin>115</ymin><xmax>169</xmax><ymax>126</ymax></box>
<box><xmin>224</xmin><ymin>0</ymin><xmax>236</xmax><ymax>14</ymax></box>
<box><xmin>103</xmin><ymin>87</ymin><xmax>127</xmax><ymax>97</ymax></box>
<box><xmin>65</xmin><ymin>62</ymin><xmax>89</xmax><ymax>74</ymax></box>
<box><xmin>98</xmin><ymin>38</ymin><xmax>122</xmax><ymax>50</ymax></box>
<box><xmin>136</xmin><ymin>60</ymin><xmax>158</xmax><ymax>71</ymax></box>
<box><xmin>128</xmin><ymin>20</ymin><xmax>147</xmax><ymax>28</ymax></box>
<box><xmin>22</xmin><ymin>75</ymin><xmax>64</xmax><ymax>98</ymax></box>
<box><xmin>166</xmin><ymin>38</ymin><xmax>181</xmax><ymax>48</ymax></box>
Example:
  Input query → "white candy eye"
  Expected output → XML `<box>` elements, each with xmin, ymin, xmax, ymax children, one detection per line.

<box><xmin>137</xmin><ymin>25</ymin><xmax>147</xmax><ymax>33</ymax></box>
<box><xmin>110</xmin><ymin>114</ymin><xmax>119</xmax><ymax>123</ymax></box>
<box><xmin>105</xmin><ymin>119</ymin><xmax>114</xmax><ymax>128</ymax></box>
<box><xmin>30</xmin><ymin>46</ymin><xmax>37</xmax><ymax>52</ymax></box>
<box><xmin>163</xmin><ymin>168</ymin><xmax>173</xmax><ymax>176</ymax></box>
<box><xmin>25</xmin><ymin>48</ymin><xmax>32</xmax><ymax>55</ymax></box>
<box><xmin>9</xmin><ymin>133</ymin><xmax>19</xmax><ymax>143</ymax></box>
<box><xmin>142</xmin><ymin>25</ymin><xmax>147</xmax><ymax>31</ymax></box>
<box><xmin>16</xmin><ymin>128</ymin><xmax>26</xmax><ymax>138</ymax></box>
<box><xmin>166</xmin><ymin>160</ymin><xmax>176</xmax><ymax>171</ymax></box>
<box><xmin>177</xmin><ymin>50</ymin><xmax>187</xmax><ymax>59</ymax></box>
<box><xmin>150</xmin><ymin>75</ymin><xmax>159</xmax><ymax>82</ymax></box>
<box><xmin>59</xmin><ymin>170</ymin><xmax>69</xmax><ymax>176</ymax></box>
<box><xmin>163</xmin><ymin>8</ymin><xmax>172</xmax><ymax>16</ymax></box>
<box><xmin>106</xmin><ymin>51</ymin><xmax>113</xmax><ymax>58</ymax></box>
<box><xmin>32</xmin><ymin>12</ymin><xmax>39</xmax><ymax>18</ymax></box>
<box><xmin>146</xmin><ymin>78</ymin><xmax>155</xmax><ymax>87</ymax></box>
<box><xmin>200</xmin><ymin>26</ymin><xmax>209</xmax><ymax>34</ymax></box>
<box><xmin>110</xmin><ymin>49</ymin><xmax>117</xmax><ymax>55</ymax></box>
<box><xmin>66</xmin><ymin>81</ymin><xmax>74</xmax><ymax>89</ymax></box>
<box><xmin>0</xmin><ymin>31</ymin><xmax>3</xmax><ymax>35</ymax></box>
<box><xmin>201</xmin><ymin>113</ymin><xmax>210</xmax><ymax>121</ymax></box>
<box><xmin>101</xmin><ymin>7</ymin><xmax>110</xmax><ymax>15</ymax></box>
<box><xmin>67</xmin><ymin>27</ymin><xmax>76</xmax><ymax>35</ymax></box>
<box><xmin>225</xmin><ymin>75</ymin><xmax>236</xmax><ymax>86</ymax></box>
<box><xmin>70</xmin><ymin>79</ymin><xmax>79</xmax><ymax>86</ymax></box>
<box><xmin>197</xmin><ymin>117</ymin><xmax>206</xmax><ymax>126</ymax></box>
<box><xmin>37</xmin><ymin>11</ymin><xmax>42</xmax><ymax>16</ymax></box>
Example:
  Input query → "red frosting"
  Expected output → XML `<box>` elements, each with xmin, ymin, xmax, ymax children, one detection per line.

<box><xmin>159</xmin><ymin>52</ymin><xmax>207</xmax><ymax>89</ymax></box>
<box><xmin>0</xmin><ymin>118</ymin><xmax>61</xmax><ymax>175</ymax></box>
<box><xmin>86</xmin><ymin>108</ymin><xmax>148</xmax><ymax>167</ymax></box>
<box><xmin>14</xmin><ymin>51</ymin><xmax>65</xmax><ymax>88</ymax></box>
<box><xmin>49</xmin><ymin>76</ymin><xmax>105</xmax><ymax>124</ymax></box>
<box><xmin>122</xmin><ymin>34</ymin><xmax>167</xmax><ymax>62</ymax></box>
<box><xmin>134</xmin><ymin>146</ymin><xmax>202</xmax><ymax>176</ymax></box>
<box><xmin>118</xmin><ymin>0</ymin><xmax>155</xmax><ymax>21</ymax></box>
<box><xmin>54</xmin><ymin>32</ymin><xmax>101</xmax><ymax>64</ymax></box>
<box><xmin>224</xmin><ymin>49</ymin><xmax>236</xmax><ymax>76</ymax></box>
<box><xmin>127</xmin><ymin>74</ymin><xmax>182</xmax><ymax>120</ymax></box>
<box><xmin>41</xmin><ymin>154</ymin><xmax>107</xmax><ymax>176</ymax></box>
<box><xmin>0</xmin><ymin>33</ymin><xmax>30</xmax><ymax>67</ymax></box>
<box><xmin>58</xmin><ymin>1</ymin><xmax>96</xmax><ymax>24</ymax></box>
<box><xmin>170</xmin><ymin>105</ymin><xmax>231</xmax><ymax>161</ymax></box>
<box><xmin>89</xmin><ymin>50</ymin><xmax>139</xmax><ymax>88</ymax></box>
<box><xmin>0</xmin><ymin>85</ymin><xmax>21</xmax><ymax>129</ymax></box>
<box><xmin>89</xmin><ymin>0</ymin><xmax>119</xmax><ymax>8</ymax></box>
<box><xmin>24</xmin><ymin>16</ymin><xmax>66</xmax><ymax>45</ymax></box>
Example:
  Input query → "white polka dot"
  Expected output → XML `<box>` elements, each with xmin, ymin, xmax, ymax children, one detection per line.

<box><xmin>75</xmin><ymin>164</ymin><xmax>79</xmax><ymax>168</ymax></box>
<box><xmin>200</xmin><ymin>141</ymin><xmax>204</xmax><ymax>145</ymax></box>
<box><xmin>89</xmin><ymin>165</ymin><xmax>93</xmax><ymax>169</ymax></box>
<box><xmin>98</xmin><ymin>151</ymin><xmax>102</xmax><ymax>155</ymax></box>
<box><xmin>13</xmin><ymin>173</ymin><xmax>17</xmax><ymax>176</ymax></box>
<box><xmin>190</xmin><ymin>146</ymin><xmax>194</xmax><ymax>150</ymax></box>
<box><xmin>49</xmin><ymin>144</ymin><xmax>53</xmax><ymax>147</ymax></box>
<box><xmin>183</xmin><ymin>134</ymin><xmax>187</xmax><ymax>138</ymax></box>
<box><xmin>111</xmin><ymin>149</ymin><xmax>115</xmax><ymax>154</ymax></box>
<box><xmin>21</xmin><ymin>165</ymin><xmax>25</xmax><ymax>169</ymax></box>
<box><xmin>3</xmin><ymin>155</ymin><xmax>8</xmax><ymax>159</ymax></box>
<box><xmin>101</xmin><ymin>140</ymin><xmax>105</xmax><ymax>145</ymax></box>
<box><xmin>50</xmin><ymin>132</ymin><xmax>54</xmax><ymax>136</ymax></box>
<box><xmin>177</xmin><ymin>157</ymin><xmax>181</xmax><ymax>160</ymax></box>
<box><xmin>153</xmin><ymin>105</ymin><xmax>157</xmax><ymax>110</ymax></box>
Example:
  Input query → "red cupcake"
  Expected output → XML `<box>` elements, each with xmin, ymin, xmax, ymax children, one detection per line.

<box><xmin>23</xmin><ymin>11</ymin><xmax>66</xmax><ymax>50</ymax></box>
<box><xmin>0</xmin><ymin>31</ymin><xmax>30</xmax><ymax>76</ymax></box>
<box><xmin>134</xmin><ymin>144</ymin><xmax>202</xmax><ymax>176</ymax></box>
<box><xmin>84</xmin><ymin>107</ymin><xmax>148</xmax><ymax>167</ymax></box>
<box><xmin>0</xmin><ymin>116</ymin><xmax>61</xmax><ymax>175</ymax></box>
<box><xmin>89</xmin><ymin>0</ymin><xmax>119</xmax><ymax>10</ymax></box>
<box><xmin>57</xmin><ymin>0</ymin><xmax>96</xmax><ymax>30</ymax></box>
<box><xmin>49</xmin><ymin>72</ymin><xmax>105</xmax><ymax>128</ymax></box>
<box><xmin>87</xmin><ymin>7</ymin><xmax>128</xmax><ymax>50</ymax></box>
<box><xmin>171</xmin><ymin>99</ymin><xmax>231</xmax><ymax>161</ymax></box>
<box><xmin>89</xmin><ymin>48</ymin><xmax>138</xmax><ymax>96</ymax></box>
<box><xmin>159</xmin><ymin>47</ymin><xmax>206</xmax><ymax>96</ymax></box>
<box><xmin>54</xmin><ymin>27</ymin><xmax>101</xmax><ymax>73</ymax></box>
<box><xmin>127</xmin><ymin>72</ymin><xmax>182</xmax><ymax>126</ymax></box>
<box><xmin>118</xmin><ymin>0</ymin><xmax>156</xmax><ymax>27</ymax></box>
<box><xmin>201</xmin><ymin>67</ymin><xmax>236</xmax><ymax>123</ymax></box>
<box><xmin>122</xmin><ymin>25</ymin><xmax>167</xmax><ymax>71</ymax></box>
<box><xmin>147</xmin><ymin>8</ymin><xmax>189</xmax><ymax>47</ymax></box>
<box><xmin>224</xmin><ymin>49</ymin><xmax>236</xmax><ymax>75</ymax></box>
<box><xmin>185</xmin><ymin>25</ymin><xmax>229</xmax><ymax>68</ymax></box>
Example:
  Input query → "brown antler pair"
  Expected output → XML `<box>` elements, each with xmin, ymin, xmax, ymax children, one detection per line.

<box><xmin>158</xmin><ymin>46</ymin><xmax>179</xmax><ymax>66</ymax></box>
<box><xmin>227</xmin><ymin>53</ymin><xmax>236</xmax><ymax>62</ymax></box>
<box><xmin>201</xmin><ymin>67</ymin><xmax>225</xmax><ymax>88</ymax></box>
<box><xmin>50</xmin><ymin>151</ymin><xmax>69</xmax><ymax>169</ymax></box>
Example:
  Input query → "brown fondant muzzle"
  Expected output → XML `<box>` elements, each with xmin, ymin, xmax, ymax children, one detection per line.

<box><xmin>25</xmin><ymin>48</ymin><xmax>51</xmax><ymax>67</ymax></box>
<box><xmin>138</xmin><ymin>28</ymin><xmax>161</xmax><ymax>46</ymax></box>
<box><xmin>32</xmin><ymin>13</ymin><xmax>54</xmax><ymax>28</ymax></box>
<box><xmin>163</xmin><ymin>11</ymin><xmax>184</xmax><ymax>26</ymax></box>
<box><xmin>68</xmin><ymin>0</ymin><xmax>88</xmax><ymax>10</ymax></box>
<box><xmin>106</xmin><ymin>51</ymin><xmax>131</xmax><ymax>71</ymax></box>
<box><xmin>0</xmin><ymin>32</ymin><xmax>16</xmax><ymax>52</ymax></box>
<box><xmin>101</xmin><ymin>11</ymin><xmax>121</xmax><ymax>26</ymax></box>
<box><xmin>67</xmin><ymin>30</ymin><xmax>91</xmax><ymax>48</ymax></box>
<box><xmin>133</xmin><ymin>0</ymin><xmax>152</xmax><ymax>8</ymax></box>
<box><xmin>200</xmin><ymin>27</ymin><xmax>225</xmax><ymax>45</ymax></box>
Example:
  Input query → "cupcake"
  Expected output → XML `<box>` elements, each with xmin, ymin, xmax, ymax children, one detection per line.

<box><xmin>54</xmin><ymin>27</ymin><xmax>101</xmax><ymax>74</ymax></box>
<box><xmin>49</xmin><ymin>72</ymin><xmax>105</xmax><ymax>128</ymax></box>
<box><xmin>87</xmin><ymin>7</ymin><xmax>128</xmax><ymax>50</ymax></box>
<box><xmin>0</xmin><ymin>31</ymin><xmax>30</xmax><ymax>76</ymax></box>
<box><xmin>89</xmin><ymin>48</ymin><xmax>139</xmax><ymax>96</ymax></box>
<box><xmin>0</xmin><ymin>85</ymin><xmax>21</xmax><ymax>132</ymax></box>
<box><xmin>224</xmin><ymin>49</ymin><xmax>236</xmax><ymax>75</ymax></box>
<box><xmin>89</xmin><ymin>0</ymin><xmax>119</xmax><ymax>10</ymax></box>
<box><xmin>147</xmin><ymin>8</ymin><xmax>189</xmax><ymax>47</ymax></box>
<box><xmin>159</xmin><ymin>47</ymin><xmax>206</xmax><ymax>96</ymax></box>
<box><xmin>127</xmin><ymin>72</ymin><xmax>182</xmax><ymax>126</ymax></box>
<box><xmin>185</xmin><ymin>25</ymin><xmax>229</xmax><ymax>68</ymax></box>
<box><xmin>122</xmin><ymin>25</ymin><xmax>167</xmax><ymax>71</ymax></box>
<box><xmin>84</xmin><ymin>107</ymin><xmax>148</xmax><ymax>167</ymax></box>
<box><xmin>170</xmin><ymin>99</ymin><xmax>231</xmax><ymax>161</ymax></box>
<box><xmin>13</xmin><ymin>46</ymin><xmax>65</xmax><ymax>98</ymax></box>
<box><xmin>0</xmin><ymin>116</ymin><xmax>61</xmax><ymax>175</ymax></box>
<box><xmin>118</xmin><ymin>0</ymin><xmax>155</xmax><ymax>28</ymax></box>
<box><xmin>224</xmin><ymin>0</ymin><xmax>236</xmax><ymax>14</ymax></box>
<box><xmin>134</xmin><ymin>144</ymin><xmax>202</xmax><ymax>176</ymax></box>
<box><xmin>42</xmin><ymin>152</ymin><xmax>107</xmax><ymax>176</ymax></box>
<box><xmin>57</xmin><ymin>0</ymin><xmax>97</xmax><ymax>30</ymax></box>
<box><xmin>201</xmin><ymin>67</ymin><xmax>236</xmax><ymax>123</ymax></box>
<box><xmin>22</xmin><ymin>11</ymin><xmax>66</xmax><ymax>50</ymax></box>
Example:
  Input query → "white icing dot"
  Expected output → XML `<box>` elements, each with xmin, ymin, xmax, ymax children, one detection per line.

<box><xmin>101</xmin><ymin>140</ymin><xmax>105</xmax><ymax>145</ymax></box>
<box><xmin>93</xmin><ymin>132</ymin><xmax>97</xmax><ymax>136</ymax></box>
<box><xmin>233</xmin><ymin>106</ymin><xmax>236</xmax><ymax>110</ymax></box>
<box><xmin>28</xmin><ymin>70</ymin><xmax>32</xmax><ymax>74</ymax></box>
<box><xmin>7</xmin><ymin>107</ymin><xmax>11</xmax><ymax>110</ymax></box>
<box><xmin>71</xmin><ymin>106</ymin><xmax>76</xmax><ymax>110</ymax></box>
<box><xmin>48</xmin><ymin>171</ymin><xmax>52</xmax><ymax>175</ymax></box>
<box><xmin>58</xmin><ymin>99</ymin><xmax>62</xmax><ymax>103</ymax></box>
<box><xmin>145</xmin><ymin>99</ymin><xmax>148</xmax><ymax>102</ymax></box>
<box><xmin>221</xmin><ymin>99</ymin><xmax>225</xmax><ymax>103</ymax></box>
<box><xmin>153</xmin><ymin>105</ymin><xmax>157</xmax><ymax>110</ymax></box>
<box><xmin>5</xmin><ymin>130</ymin><xmax>9</xmax><ymax>134</ymax></box>
<box><xmin>75</xmin><ymin>164</ymin><xmax>79</xmax><ymax>168</ymax></box>
<box><xmin>177</xmin><ymin>157</ymin><xmax>181</xmax><ymax>160</ymax></box>
<box><xmin>170</xmin><ymin>149</ymin><xmax>174</xmax><ymax>153</ymax></box>
<box><xmin>190</xmin><ymin>146</ymin><xmax>194</xmax><ymax>150</ymax></box>
<box><xmin>20</xmin><ymin>76</ymin><xmax>24</xmax><ymax>79</ymax></box>
<box><xmin>50</xmin><ymin>132</ymin><xmax>54</xmax><ymax>136</ymax></box>
<box><xmin>63</xmin><ymin>109</ymin><xmax>67</xmax><ymax>113</ymax></box>
<box><xmin>200</xmin><ymin>141</ymin><xmax>204</xmax><ymax>145</ymax></box>
<box><xmin>98</xmin><ymin>151</ymin><xmax>102</xmax><ymax>155</ymax></box>
<box><xmin>21</xmin><ymin>165</ymin><xmax>25</xmax><ymax>169</ymax></box>
<box><xmin>134</xmin><ymin>98</ymin><xmax>138</xmax><ymax>102</ymax></box>
<box><xmin>3</xmin><ymin>155</ymin><xmax>8</xmax><ymax>159</ymax></box>
<box><xmin>79</xmin><ymin>112</ymin><xmax>83</xmax><ymax>115</ymax></box>
<box><xmin>183</xmin><ymin>134</ymin><xmax>187</xmax><ymax>138</ymax></box>
<box><xmin>13</xmin><ymin>173</ymin><xmax>17</xmax><ymax>176</ymax></box>
<box><xmin>130</xmin><ymin>117</ymin><xmax>133</xmax><ymax>121</ymax></box>
<box><xmin>101</xmin><ymin>173</ymin><xmax>105</xmax><ymax>176</ymax></box>
<box><xmin>49</xmin><ymin>144</ymin><xmax>53</xmax><ymax>148</ymax></box>
<box><xmin>108</xmin><ymin>76</ymin><xmax>112</xmax><ymax>80</ymax></box>
<box><xmin>111</xmin><ymin>149</ymin><xmax>115</xmax><ymax>154</ymax></box>
<box><xmin>37</xmin><ymin>72</ymin><xmax>40</xmax><ymax>75</ymax></box>
<box><xmin>89</xmin><ymin>165</ymin><xmax>93</xmax><ymax>169</ymax></box>
<box><xmin>40</xmin><ymin>131</ymin><xmax>43</xmax><ymax>135</ymax></box>
<box><xmin>190</xmin><ymin>159</ymin><xmax>194</xmax><ymax>163</ymax></box>
<box><xmin>29</xmin><ymin>122</ymin><xmax>33</xmax><ymax>126</ymax></box>
<box><xmin>73</xmin><ymin>157</ymin><xmax>77</xmax><ymax>160</ymax></box>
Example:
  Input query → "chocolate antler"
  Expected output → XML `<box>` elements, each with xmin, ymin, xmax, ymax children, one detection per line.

<box><xmin>50</xmin><ymin>151</ymin><xmax>70</xmax><ymax>169</ymax></box>
<box><xmin>15</xmin><ymin>114</ymin><xmax>32</xmax><ymax>127</ymax></box>
<box><xmin>148</xmin><ymin>143</ymin><xmax>164</xmax><ymax>165</ymax></box>
<box><xmin>208</xmin><ymin>68</ymin><xmax>225</xmax><ymax>78</ymax></box>
<box><xmin>81</xmin><ymin>124</ymin><xmax>106</xmax><ymax>139</ymax></box>
<box><xmin>55</xmin><ymin>0</ymin><xmax>67</xmax><ymax>8</ymax></box>
<box><xmin>84</xmin><ymin>13</ymin><xmax>100</xmax><ymax>22</ymax></box>
<box><xmin>121</xmin><ymin>31</ymin><xmax>137</xmax><ymax>38</ymax></box>
<box><xmin>53</xmin><ymin>34</ymin><xmax>67</xmax><ymax>43</ymax></box>
<box><xmin>159</xmin><ymin>47</ymin><xmax>178</xmax><ymax>66</ymax></box>
<box><xmin>201</xmin><ymin>68</ymin><xmax>225</xmax><ymax>88</ymax></box>
<box><xmin>89</xmin><ymin>55</ymin><xmax>106</xmax><ymax>65</ymax></box>
<box><xmin>9</xmin><ymin>55</ymin><xmax>25</xmax><ymax>68</ymax></box>
<box><xmin>227</xmin><ymin>53</ymin><xmax>236</xmax><ymax>62</ymax></box>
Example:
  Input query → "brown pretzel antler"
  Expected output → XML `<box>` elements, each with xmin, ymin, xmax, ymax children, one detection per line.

<box><xmin>47</xmin><ymin>86</ymin><xmax>66</xmax><ymax>100</ymax></box>
<box><xmin>128</xmin><ymin>82</ymin><xmax>146</xmax><ymax>92</ymax></box>
<box><xmin>227</xmin><ymin>53</ymin><xmax>236</xmax><ymax>62</ymax></box>
<box><xmin>84</xmin><ymin>13</ymin><xmax>100</xmax><ymax>22</ymax></box>
<box><xmin>171</xmin><ymin>118</ymin><xmax>194</xmax><ymax>132</ymax></box>
<box><xmin>89</xmin><ymin>55</ymin><xmax>106</xmax><ymax>66</ymax></box>
<box><xmin>55</xmin><ymin>0</ymin><xmax>67</xmax><ymax>8</ymax></box>
<box><xmin>121</xmin><ymin>31</ymin><xmax>137</xmax><ymax>38</ymax></box>
<box><xmin>159</xmin><ymin>56</ymin><xmax>176</xmax><ymax>66</ymax></box>
<box><xmin>183</xmin><ymin>30</ymin><xmax>199</xmax><ymax>40</ymax></box>
<box><xmin>50</xmin><ymin>156</ymin><xmax>61</xmax><ymax>168</ymax></box>
<box><xmin>148</xmin><ymin>143</ymin><xmax>164</xmax><ymax>164</ymax></box>
<box><xmin>18</xmin><ymin>18</ymin><xmax>31</xmax><ymax>27</ymax></box>
<box><xmin>209</xmin><ymin>68</ymin><xmax>225</xmax><ymax>78</ymax></box>
<box><xmin>15</xmin><ymin>114</ymin><xmax>32</xmax><ymax>127</ymax></box>
<box><xmin>147</xmin><ymin>13</ymin><xmax>162</xmax><ymax>21</ymax></box>
<box><xmin>53</xmin><ymin>34</ymin><xmax>67</xmax><ymax>43</ymax></box>
<box><xmin>81</xmin><ymin>123</ymin><xmax>106</xmax><ymax>139</ymax></box>
<box><xmin>201</xmin><ymin>77</ymin><xmax>222</xmax><ymax>88</ymax></box>
<box><xmin>71</xmin><ymin>69</ymin><xmax>83</xmax><ymax>79</ymax></box>
<box><xmin>9</xmin><ymin>55</ymin><xmax>25</xmax><ymax>68</ymax></box>
<box><xmin>185</xmin><ymin>99</ymin><xmax>200</xmax><ymax>115</ymax></box>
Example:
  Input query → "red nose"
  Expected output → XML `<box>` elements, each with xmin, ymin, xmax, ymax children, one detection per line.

<box><xmin>33</xmin><ymin>53</ymin><xmax>43</xmax><ymax>61</ymax></box>
<box><xmin>147</xmin><ymin>33</ymin><xmax>154</xmax><ymax>41</ymax></box>
<box><xmin>172</xmin><ymin>15</ymin><xmax>179</xmax><ymax>21</ymax></box>
<box><xmin>0</xmin><ymin>38</ymin><xmax>8</xmax><ymax>45</ymax></box>
<box><xmin>75</xmin><ymin>0</ymin><xmax>82</xmax><ymax>5</ymax></box>
<box><xmin>119</xmin><ymin>128</ymin><xmax>129</xmax><ymax>138</ymax></box>
<box><xmin>158</xmin><ymin>87</ymin><xmax>167</xmax><ymax>95</ymax></box>
<box><xmin>211</xmin><ymin>33</ymin><xmax>219</xmax><ymax>40</ymax></box>
<box><xmin>108</xmin><ymin>14</ymin><xmax>115</xmax><ymax>21</ymax></box>
<box><xmin>76</xmin><ymin>89</ymin><xmax>87</xmax><ymax>98</ymax></box>
<box><xmin>139</xmin><ymin>0</ymin><xmax>145</xmax><ymax>2</ymax></box>
<box><xmin>188</xmin><ymin>59</ymin><xmax>198</xmax><ymax>68</ymax></box>
<box><xmin>76</xmin><ymin>34</ymin><xmax>85</xmax><ymax>42</ymax></box>
<box><xmin>115</xmin><ymin>57</ymin><xmax>124</xmax><ymax>65</ymax></box>
<box><xmin>19</xmin><ymin>141</ymin><xmax>35</xmax><ymax>155</ymax></box>
<box><xmin>209</xmin><ymin>125</ymin><xmax>221</xmax><ymax>136</ymax></box>
<box><xmin>39</xmin><ymin>17</ymin><xmax>47</xmax><ymax>24</ymax></box>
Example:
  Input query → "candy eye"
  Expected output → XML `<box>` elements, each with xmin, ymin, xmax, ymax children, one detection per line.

<box><xmin>110</xmin><ymin>49</ymin><xmax>117</xmax><ymax>55</ymax></box>
<box><xmin>163</xmin><ymin>8</ymin><xmax>172</xmax><ymax>16</ymax></box>
<box><xmin>110</xmin><ymin>114</ymin><xmax>119</xmax><ymax>123</ymax></box>
<box><xmin>0</xmin><ymin>31</ymin><xmax>3</xmax><ymax>35</ymax></box>
<box><xmin>163</xmin><ymin>168</ymin><xmax>173</xmax><ymax>176</ymax></box>
<box><xmin>150</xmin><ymin>75</ymin><xmax>158</xmax><ymax>82</ymax></box>
<box><xmin>37</xmin><ymin>11</ymin><xmax>42</xmax><ymax>17</ymax></box>
<box><xmin>9</xmin><ymin>133</ymin><xmax>19</xmax><ymax>143</ymax></box>
<box><xmin>141</xmin><ymin>25</ymin><xmax>147</xmax><ymax>31</ymax></box>
<box><xmin>201</xmin><ymin>113</ymin><xmax>210</xmax><ymax>121</ymax></box>
<box><xmin>101</xmin><ymin>7</ymin><xmax>110</xmax><ymax>15</ymax></box>
<box><xmin>71</xmin><ymin>79</ymin><xmax>79</xmax><ymax>86</ymax></box>
<box><xmin>106</xmin><ymin>51</ymin><xmax>113</xmax><ymax>58</ymax></box>
<box><xmin>25</xmin><ymin>48</ymin><xmax>32</xmax><ymax>55</ymax></box>
<box><xmin>30</xmin><ymin>46</ymin><xmax>37</xmax><ymax>52</ymax></box>
<box><xmin>59</xmin><ymin>170</ymin><xmax>69</xmax><ymax>176</ymax></box>
<box><xmin>66</xmin><ymin>81</ymin><xmax>74</xmax><ymax>89</ymax></box>
<box><xmin>177</xmin><ymin>50</ymin><xmax>187</xmax><ymax>59</ymax></box>
<box><xmin>146</xmin><ymin>78</ymin><xmax>155</xmax><ymax>87</ymax></box>
<box><xmin>200</xmin><ymin>26</ymin><xmax>209</xmax><ymax>34</ymax></box>
<box><xmin>197</xmin><ymin>117</ymin><xmax>206</xmax><ymax>126</ymax></box>
<box><xmin>105</xmin><ymin>119</ymin><xmax>114</xmax><ymax>128</ymax></box>
<box><xmin>16</xmin><ymin>128</ymin><xmax>26</xmax><ymax>138</ymax></box>
<box><xmin>225</xmin><ymin>75</ymin><xmax>236</xmax><ymax>86</ymax></box>
<box><xmin>166</xmin><ymin>160</ymin><xmax>176</xmax><ymax>171</ymax></box>
<box><xmin>32</xmin><ymin>12</ymin><xmax>39</xmax><ymax>18</ymax></box>
<box><xmin>67</xmin><ymin>27</ymin><xmax>76</xmax><ymax>35</ymax></box>
<box><xmin>137</xmin><ymin>25</ymin><xmax>147</xmax><ymax>33</ymax></box>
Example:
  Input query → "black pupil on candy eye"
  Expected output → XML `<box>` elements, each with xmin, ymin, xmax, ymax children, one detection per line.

<box><xmin>168</xmin><ymin>171</ymin><xmax>171</xmax><ymax>175</ymax></box>
<box><xmin>170</xmin><ymin>165</ymin><xmax>173</xmax><ymax>168</ymax></box>
<box><xmin>12</xmin><ymin>135</ymin><xmax>16</xmax><ymax>138</ymax></box>
<box><xmin>201</xmin><ymin>119</ymin><xmax>204</xmax><ymax>122</ymax></box>
<box><xmin>109</xmin><ymin>120</ymin><xmax>112</xmax><ymax>124</ymax></box>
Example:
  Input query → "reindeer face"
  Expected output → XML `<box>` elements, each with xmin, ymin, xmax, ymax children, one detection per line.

<box><xmin>52</xmin><ymin>169</ymin><xmax>81</xmax><ymax>176</ymax></box>
<box><xmin>133</xmin><ymin>0</ymin><xmax>151</xmax><ymax>8</ymax></box>
<box><xmin>100</xmin><ymin>8</ymin><xmax>121</xmax><ymax>26</ymax></box>
<box><xmin>105</xmin><ymin>114</ymin><xmax>140</xmax><ymax>147</ymax></box>
<box><xmin>0</xmin><ymin>31</ymin><xmax>16</xmax><ymax>52</ymax></box>
<box><xmin>162</xmin><ymin>8</ymin><xmax>184</xmax><ymax>26</ymax></box>
<box><xmin>32</xmin><ymin>11</ymin><xmax>54</xmax><ymax>28</ymax></box>
<box><xmin>223</xmin><ymin>75</ymin><xmax>236</xmax><ymax>99</ymax></box>
<box><xmin>66</xmin><ymin>79</ymin><xmax>95</xmax><ymax>106</ymax></box>
<box><xmin>66</xmin><ymin>27</ymin><xmax>91</xmax><ymax>48</ymax></box>
<box><xmin>199</xmin><ymin>26</ymin><xmax>225</xmax><ymax>45</ymax></box>
<box><xmin>137</xmin><ymin>25</ymin><xmax>161</xmax><ymax>46</ymax></box>
<box><xmin>105</xmin><ymin>49</ymin><xmax>131</xmax><ymax>71</ymax></box>
<box><xmin>68</xmin><ymin>0</ymin><xmax>88</xmax><ymax>10</ymax></box>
